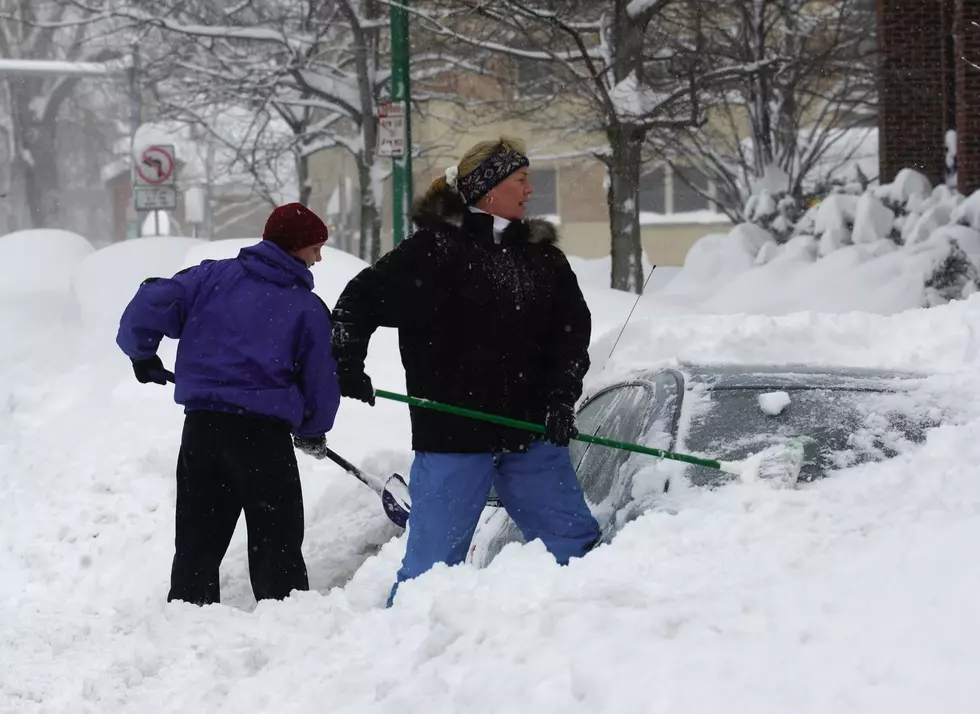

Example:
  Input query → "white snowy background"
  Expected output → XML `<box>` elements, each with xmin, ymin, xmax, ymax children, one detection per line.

<box><xmin>5</xmin><ymin>171</ymin><xmax>980</xmax><ymax>712</ymax></box>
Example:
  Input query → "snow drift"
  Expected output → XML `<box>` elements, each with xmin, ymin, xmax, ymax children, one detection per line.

<box><xmin>661</xmin><ymin>170</ymin><xmax>980</xmax><ymax>315</ymax></box>
<box><xmin>7</xmin><ymin>204</ymin><xmax>980</xmax><ymax>712</ymax></box>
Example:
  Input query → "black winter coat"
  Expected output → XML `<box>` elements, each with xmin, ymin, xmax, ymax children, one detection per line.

<box><xmin>331</xmin><ymin>190</ymin><xmax>591</xmax><ymax>453</ymax></box>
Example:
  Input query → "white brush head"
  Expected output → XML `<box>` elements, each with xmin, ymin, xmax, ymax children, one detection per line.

<box><xmin>721</xmin><ymin>440</ymin><xmax>805</xmax><ymax>488</ymax></box>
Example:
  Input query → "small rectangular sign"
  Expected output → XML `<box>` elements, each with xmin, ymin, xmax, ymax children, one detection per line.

<box><xmin>378</xmin><ymin>101</ymin><xmax>406</xmax><ymax>158</ymax></box>
<box><xmin>134</xmin><ymin>186</ymin><xmax>177</xmax><ymax>211</ymax></box>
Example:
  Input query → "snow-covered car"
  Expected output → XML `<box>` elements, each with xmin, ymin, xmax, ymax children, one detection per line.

<box><xmin>467</xmin><ymin>363</ymin><xmax>940</xmax><ymax>567</ymax></box>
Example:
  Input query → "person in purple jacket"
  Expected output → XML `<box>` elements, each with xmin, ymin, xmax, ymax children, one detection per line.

<box><xmin>116</xmin><ymin>203</ymin><xmax>341</xmax><ymax>606</ymax></box>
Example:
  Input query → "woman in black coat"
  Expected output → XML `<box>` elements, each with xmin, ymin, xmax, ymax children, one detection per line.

<box><xmin>331</xmin><ymin>137</ymin><xmax>600</xmax><ymax>605</ymax></box>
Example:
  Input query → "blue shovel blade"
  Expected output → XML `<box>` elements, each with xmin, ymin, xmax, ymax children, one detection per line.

<box><xmin>381</xmin><ymin>473</ymin><xmax>410</xmax><ymax>528</ymax></box>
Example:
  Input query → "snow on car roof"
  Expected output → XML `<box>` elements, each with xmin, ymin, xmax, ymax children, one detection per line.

<box><xmin>661</xmin><ymin>362</ymin><xmax>930</xmax><ymax>390</ymax></box>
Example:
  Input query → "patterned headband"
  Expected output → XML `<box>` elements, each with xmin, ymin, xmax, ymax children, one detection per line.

<box><xmin>457</xmin><ymin>149</ymin><xmax>530</xmax><ymax>204</ymax></box>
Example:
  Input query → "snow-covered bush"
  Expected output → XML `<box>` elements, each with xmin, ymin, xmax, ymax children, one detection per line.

<box><xmin>743</xmin><ymin>166</ymin><xmax>875</xmax><ymax>244</ymax></box>
<box><xmin>734</xmin><ymin>169</ymin><xmax>980</xmax><ymax>307</ymax></box>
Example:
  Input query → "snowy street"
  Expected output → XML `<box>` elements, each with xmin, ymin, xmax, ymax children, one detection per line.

<box><xmin>4</xmin><ymin>224</ymin><xmax>980</xmax><ymax>713</ymax></box>
<box><xmin>1</xmin><ymin>0</ymin><xmax>977</xmax><ymax>708</ymax></box>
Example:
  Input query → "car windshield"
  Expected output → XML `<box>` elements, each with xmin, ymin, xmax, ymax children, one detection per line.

<box><xmin>678</xmin><ymin>384</ymin><xmax>935</xmax><ymax>486</ymax></box>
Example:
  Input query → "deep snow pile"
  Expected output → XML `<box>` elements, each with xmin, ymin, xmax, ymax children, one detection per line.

<box><xmin>6</xmin><ymin>231</ymin><xmax>980</xmax><ymax>712</ymax></box>
<box><xmin>0</xmin><ymin>229</ymin><xmax>95</xmax><ymax>366</ymax></box>
<box><xmin>0</xmin><ymin>228</ymin><xmax>94</xmax><ymax>297</ymax></box>
<box><xmin>659</xmin><ymin>169</ymin><xmax>980</xmax><ymax>315</ymax></box>
<box><xmin>73</xmin><ymin>236</ymin><xmax>206</xmax><ymax>331</ymax></box>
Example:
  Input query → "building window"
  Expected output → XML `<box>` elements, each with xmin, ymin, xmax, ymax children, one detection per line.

<box><xmin>639</xmin><ymin>165</ymin><xmax>667</xmax><ymax>214</ymax></box>
<box><xmin>515</xmin><ymin>58</ymin><xmax>560</xmax><ymax>97</ymax></box>
<box><xmin>639</xmin><ymin>163</ymin><xmax>714</xmax><ymax>215</ymax></box>
<box><xmin>673</xmin><ymin>165</ymin><xmax>712</xmax><ymax>212</ymax></box>
<box><xmin>526</xmin><ymin>166</ymin><xmax>558</xmax><ymax>217</ymax></box>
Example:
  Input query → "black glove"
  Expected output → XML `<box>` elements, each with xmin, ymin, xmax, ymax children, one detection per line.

<box><xmin>338</xmin><ymin>370</ymin><xmax>376</xmax><ymax>406</ymax></box>
<box><xmin>293</xmin><ymin>435</ymin><xmax>329</xmax><ymax>458</ymax></box>
<box><xmin>131</xmin><ymin>355</ymin><xmax>172</xmax><ymax>385</ymax></box>
<box><xmin>544</xmin><ymin>403</ymin><xmax>578</xmax><ymax>447</ymax></box>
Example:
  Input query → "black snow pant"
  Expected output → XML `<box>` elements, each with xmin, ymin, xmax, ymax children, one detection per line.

<box><xmin>167</xmin><ymin>410</ymin><xmax>309</xmax><ymax>606</ymax></box>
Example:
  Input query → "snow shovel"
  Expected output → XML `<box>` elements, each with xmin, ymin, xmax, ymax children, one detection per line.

<box><xmin>374</xmin><ymin>389</ymin><xmax>805</xmax><ymax>485</ymax></box>
<box><xmin>316</xmin><ymin>446</ymin><xmax>411</xmax><ymax>529</ymax></box>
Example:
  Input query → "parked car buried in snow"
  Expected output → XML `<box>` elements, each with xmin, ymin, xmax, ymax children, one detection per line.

<box><xmin>467</xmin><ymin>363</ymin><xmax>940</xmax><ymax>567</ymax></box>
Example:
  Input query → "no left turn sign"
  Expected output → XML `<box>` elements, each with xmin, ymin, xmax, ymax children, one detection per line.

<box><xmin>135</xmin><ymin>145</ymin><xmax>176</xmax><ymax>186</ymax></box>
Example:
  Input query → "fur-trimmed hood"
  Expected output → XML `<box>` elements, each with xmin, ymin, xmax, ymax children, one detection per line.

<box><xmin>411</xmin><ymin>186</ymin><xmax>559</xmax><ymax>245</ymax></box>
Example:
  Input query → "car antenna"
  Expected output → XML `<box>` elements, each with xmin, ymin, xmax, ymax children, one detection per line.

<box><xmin>603</xmin><ymin>263</ymin><xmax>657</xmax><ymax>370</ymax></box>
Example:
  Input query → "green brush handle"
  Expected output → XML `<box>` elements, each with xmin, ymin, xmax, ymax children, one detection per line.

<box><xmin>374</xmin><ymin>389</ymin><xmax>725</xmax><ymax>471</ymax></box>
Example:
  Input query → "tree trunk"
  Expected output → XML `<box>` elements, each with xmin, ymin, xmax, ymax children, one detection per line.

<box><xmin>606</xmin><ymin>125</ymin><xmax>645</xmax><ymax>293</ymax></box>
<box><xmin>8</xmin><ymin>67</ymin><xmax>85</xmax><ymax>230</ymax></box>
<box><xmin>357</xmin><ymin>112</ymin><xmax>383</xmax><ymax>264</ymax></box>
<box><xmin>25</xmin><ymin>121</ymin><xmax>61</xmax><ymax>228</ymax></box>
<box><xmin>356</xmin><ymin>156</ymin><xmax>382</xmax><ymax>264</ymax></box>
<box><xmin>296</xmin><ymin>150</ymin><xmax>312</xmax><ymax>206</ymax></box>
<box><xmin>10</xmin><ymin>80</ymin><xmax>62</xmax><ymax>229</ymax></box>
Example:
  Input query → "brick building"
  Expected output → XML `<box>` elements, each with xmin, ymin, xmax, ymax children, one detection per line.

<box><xmin>878</xmin><ymin>0</ymin><xmax>980</xmax><ymax>194</ymax></box>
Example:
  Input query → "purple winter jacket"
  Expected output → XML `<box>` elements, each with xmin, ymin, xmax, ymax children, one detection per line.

<box><xmin>116</xmin><ymin>240</ymin><xmax>340</xmax><ymax>439</ymax></box>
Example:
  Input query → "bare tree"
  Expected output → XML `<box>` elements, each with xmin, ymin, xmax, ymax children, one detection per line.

<box><xmin>662</xmin><ymin>0</ymin><xmax>877</xmax><ymax>221</ymax></box>
<box><xmin>407</xmin><ymin>0</ymin><xmax>781</xmax><ymax>292</ymax></box>
<box><xmin>0</xmin><ymin>1</ymin><xmax>124</xmax><ymax>229</ymax></box>
<box><xmin>78</xmin><ymin>0</ymin><xmax>472</xmax><ymax>263</ymax></box>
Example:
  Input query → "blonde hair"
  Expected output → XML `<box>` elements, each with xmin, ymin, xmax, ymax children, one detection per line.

<box><xmin>420</xmin><ymin>136</ymin><xmax>528</xmax><ymax>206</ymax></box>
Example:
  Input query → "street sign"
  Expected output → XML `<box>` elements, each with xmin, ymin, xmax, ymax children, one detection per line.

<box><xmin>377</xmin><ymin>101</ymin><xmax>406</xmax><ymax>157</ymax></box>
<box><xmin>134</xmin><ymin>186</ymin><xmax>177</xmax><ymax>211</ymax></box>
<box><xmin>135</xmin><ymin>144</ymin><xmax>176</xmax><ymax>186</ymax></box>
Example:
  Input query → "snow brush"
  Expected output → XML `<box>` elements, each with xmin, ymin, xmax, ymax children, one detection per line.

<box><xmin>374</xmin><ymin>389</ymin><xmax>805</xmax><ymax>486</ymax></box>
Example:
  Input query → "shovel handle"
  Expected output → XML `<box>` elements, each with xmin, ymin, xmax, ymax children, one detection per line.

<box><xmin>318</xmin><ymin>446</ymin><xmax>387</xmax><ymax>493</ymax></box>
<box><xmin>373</xmin><ymin>389</ymin><xmax>724</xmax><ymax>471</ymax></box>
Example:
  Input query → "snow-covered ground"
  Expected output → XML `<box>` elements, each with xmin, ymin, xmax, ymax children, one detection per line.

<box><xmin>4</xmin><ymin>227</ymin><xmax>980</xmax><ymax>712</ymax></box>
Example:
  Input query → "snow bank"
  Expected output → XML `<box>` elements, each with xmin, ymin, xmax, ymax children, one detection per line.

<box><xmin>565</xmin><ymin>257</ymin><xmax>680</xmax><ymax>338</ymax></box>
<box><xmin>658</xmin><ymin>225</ymin><xmax>775</xmax><ymax>304</ymax></box>
<box><xmin>595</xmin><ymin>292</ymin><xmax>980</xmax><ymax>385</ymax></box>
<box><xmin>0</xmin><ymin>228</ymin><xmax>94</xmax><ymax>296</ymax></box>
<box><xmin>6</xmin><ymin>280</ymin><xmax>980</xmax><ymax>712</ymax></box>
<box><xmin>12</xmin><ymin>224</ymin><xmax>980</xmax><ymax>712</ymax></box>
<box><xmin>73</xmin><ymin>236</ymin><xmax>205</xmax><ymax>329</ymax></box>
<box><xmin>567</xmin><ymin>254</ymin><xmax>655</xmax><ymax>291</ymax></box>
<box><xmin>661</xmin><ymin>170</ymin><xmax>980</xmax><ymax>316</ymax></box>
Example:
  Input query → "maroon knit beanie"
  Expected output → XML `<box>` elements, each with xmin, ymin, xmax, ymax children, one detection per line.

<box><xmin>262</xmin><ymin>203</ymin><xmax>329</xmax><ymax>252</ymax></box>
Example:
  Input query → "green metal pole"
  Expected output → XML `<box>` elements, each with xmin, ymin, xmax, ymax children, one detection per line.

<box><xmin>390</xmin><ymin>0</ymin><xmax>413</xmax><ymax>247</ymax></box>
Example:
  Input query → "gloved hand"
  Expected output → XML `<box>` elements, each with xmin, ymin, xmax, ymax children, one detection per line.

<box><xmin>131</xmin><ymin>355</ymin><xmax>172</xmax><ymax>385</ymax></box>
<box><xmin>293</xmin><ymin>434</ymin><xmax>330</xmax><ymax>458</ymax></box>
<box><xmin>338</xmin><ymin>370</ymin><xmax>376</xmax><ymax>406</ymax></box>
<box><xmin>544</xmin><ymin>403</ymin><xmax>578</xmax><ymax>447</ymax></box>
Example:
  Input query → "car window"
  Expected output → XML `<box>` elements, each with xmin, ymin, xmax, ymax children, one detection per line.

<box><xmin>578</xmin><ymin>374</ymin><xmax>683</xmax><ymax>506</ymax></box>
<box><xmin>569</xmin><ymin>388</ymin><xmax>625</xmax><ymax>469</ymax></box>
<box><xmin>679</xmin><ymin>386</ymin><xmax>935</xmax><ymax>487</ymax></box>
<box><xmin>576</xmin><ymin>385</ymin><xmax>656</xmax><ymax>506</ymax></box>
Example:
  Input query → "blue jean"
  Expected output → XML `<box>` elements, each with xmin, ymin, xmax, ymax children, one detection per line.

<box><xmin>387</xmin><ymin>441</ymin><xmax>600</xmax><ymax>606</ymax></box>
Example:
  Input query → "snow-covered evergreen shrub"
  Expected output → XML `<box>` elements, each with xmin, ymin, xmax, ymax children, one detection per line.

<box><xmin>736</xmin><ymin>168</ymin><xmax>980</xmax><ymax>307</ymax></box>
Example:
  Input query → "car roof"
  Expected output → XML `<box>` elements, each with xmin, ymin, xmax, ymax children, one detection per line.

<box><xmin>645</xmin><ymin>362</ymin><xmax>930</xmax><ymax>391</ymax></box>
